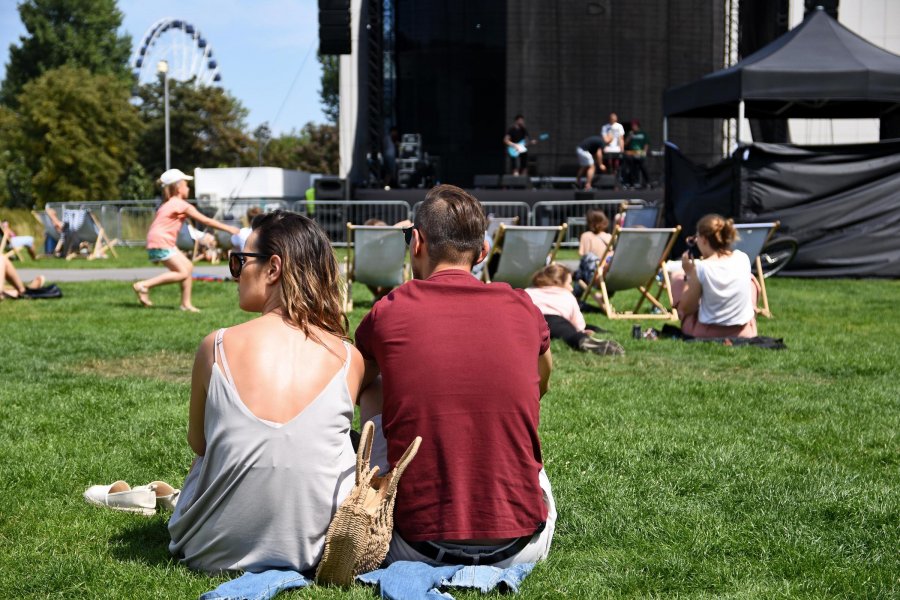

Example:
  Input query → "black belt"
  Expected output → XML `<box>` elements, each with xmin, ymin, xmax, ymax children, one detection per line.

<box><xmin>406</xmin><ymin>522</ymin><xmax>545</xmax><ymax>566</ymax></box>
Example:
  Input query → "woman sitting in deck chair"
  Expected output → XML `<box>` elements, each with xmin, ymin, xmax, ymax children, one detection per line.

<box><xmin>672</xmin><ymin>214</ymin><xmax>758</xmax><ymax>338</ymax></box>
<box><xmin>573</xmin><ymin>209</ymin><xmax>611</xmax><ymax>299</ymax></box>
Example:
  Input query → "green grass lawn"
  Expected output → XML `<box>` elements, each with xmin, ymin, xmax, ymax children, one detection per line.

<box><xmin>1</xmin><ymin>277</ymin><xmax>898</xmax><ymax>598</ymax></box>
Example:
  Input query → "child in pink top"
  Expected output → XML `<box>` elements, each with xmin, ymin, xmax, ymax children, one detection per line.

<box><xmin>132</xmin><ymin>169</ymin><xmax>239</xmax><ymax>312</ymax></box>
<box><xmin>525</xmin><ymin>264</ymin><xmax>623</xmax><ymax>356</ymax></box>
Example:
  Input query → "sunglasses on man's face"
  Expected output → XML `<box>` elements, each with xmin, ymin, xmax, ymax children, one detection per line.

<box><xmin>403</xmin><ymin>226</ymin><xmax>416</xmax><ymax>246</ymax></box>
<box><xmin>229</xmin><ymin>252</ymin><xmax>271</xmax><ymax>279</ymax></box>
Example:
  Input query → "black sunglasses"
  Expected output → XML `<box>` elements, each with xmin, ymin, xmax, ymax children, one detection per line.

<box><xmin>403</xmin><ymin>226</ymin><xmax>416</xmax><ymax>246</ymax></box>
<box><xmin>229</xmin><ymin>252</ymin><xmax>271</xmax><ymax>278</ymax></box>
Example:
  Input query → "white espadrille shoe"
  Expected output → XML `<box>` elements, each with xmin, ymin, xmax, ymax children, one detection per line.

<box><xmin>83</xmin><ymin>480</ymin><xmax>157</xmax><ymax>516</ymax></box>
<box><xmin>141</xmin><ymin>481</ymin><xmax>180</xmax><ymax>511</ymax></box>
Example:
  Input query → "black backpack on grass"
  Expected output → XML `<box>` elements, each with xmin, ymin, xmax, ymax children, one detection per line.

<box><xmin>23</xmin><ymin>284</ymin><xmax>63</xmax><ymax>300</ymax></box>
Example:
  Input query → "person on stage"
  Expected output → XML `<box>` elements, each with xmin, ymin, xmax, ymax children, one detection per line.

<box><xmin>503</xmin><ymin>114</ymin><xmax>534</xmax><ymax>177</ymax></box>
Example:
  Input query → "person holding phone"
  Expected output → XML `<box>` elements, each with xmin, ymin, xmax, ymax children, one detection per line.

<box><xmin>671</xmin><ymin>214</ymin><xmax>759</xmax><ymax>338</ymax></box>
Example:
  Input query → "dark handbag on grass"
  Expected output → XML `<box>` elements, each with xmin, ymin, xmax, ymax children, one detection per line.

<box><xmin>23</xmin><ymin>284</ymin><xmax>62</xmax><ymax>299</ymax></box>
<box><xmin>316</xmin><ymin>420</ymin><xmax>421</xmax><ymax>587</ymax></box>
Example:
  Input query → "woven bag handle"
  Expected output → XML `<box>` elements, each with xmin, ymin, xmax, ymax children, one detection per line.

<box><xmin>383</xmin><ymin>435</ymin><xmax>422</xmax><ymax>499</ymax></box>
<box><xmin>356</xmin><ymin>420</ymin><xmax>377</xmax><ymax>485</ymax></box>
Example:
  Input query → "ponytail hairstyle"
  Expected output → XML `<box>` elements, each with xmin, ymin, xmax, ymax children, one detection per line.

<box><xmin>531</xmin><ymin>263</ymin><xmax>572</xmax><ymax>288</ymax></box>
<box><xmin>251</xmin><ymin>210</ymin><xmax>348</xmax><ymax>341</ymax></box>
<box><xmin>696</xmin><ymin>213</ymin><xmax>739</xmax><ymax>253</ymax></box>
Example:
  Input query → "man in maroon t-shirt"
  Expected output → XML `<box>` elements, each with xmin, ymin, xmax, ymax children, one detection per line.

<box><xmin>354</xmin><ymin>184</ymin><xmax>556</xmax><ymax>567</ymax></box>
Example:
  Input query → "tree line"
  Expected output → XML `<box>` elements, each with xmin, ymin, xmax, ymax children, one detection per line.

<box><xmin>0</xmin><ymin>0</ymin><xmax>339</xmax><ymax>208</ymax></box>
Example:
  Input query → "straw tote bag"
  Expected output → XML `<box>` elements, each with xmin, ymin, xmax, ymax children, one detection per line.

<box><xmin>316</xmin><ymin>420</ymin><xmax>422</xmax><ymax>586</ymax></box>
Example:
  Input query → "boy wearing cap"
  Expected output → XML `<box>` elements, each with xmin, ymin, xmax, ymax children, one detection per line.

<box><xmin>132</xmin><ymin>168</ymin><xmax>239</xmax><ymax>312</ymax></box>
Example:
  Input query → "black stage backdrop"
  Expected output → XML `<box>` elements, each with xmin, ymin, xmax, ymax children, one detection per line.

<box><xmin>665</xmin><ymin>140</ymin><xmax>900</xmax><ymax>277</ymax></box>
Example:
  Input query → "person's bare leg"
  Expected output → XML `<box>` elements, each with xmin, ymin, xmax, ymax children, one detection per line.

<box><xmin>133</xmin><ymin>251</ymin><xmax>192</xmax><ymax>308</ymax></box>
<box><xmin>171</xmin><ymin>252</ymin><xmax>197</xmax><ymax>311</ymax></box>
<box><xmin>1</xmin><ymin>255</ymin><xmax>27</xmax><ymax>295</ymax></box>
<box><xmin>584</xmin><ymin>163</ymin><xmax>596</xmax><ymax>190</ymax></box>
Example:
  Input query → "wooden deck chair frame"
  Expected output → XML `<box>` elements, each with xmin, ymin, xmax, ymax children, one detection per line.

<box><xmin>1</xmin><ymin>225</ymin><xmax>25</xmax><ymax>261</ymax></box>
<box><xmin>581</xmin><ymin>225</ymin><xmax>682</xmax><ymax>320</ymax></box>
<box><xmin>32</xmin><ymin>210</ymin><xmax>63</xmax><ymax>256</ymax></box>
<box><xmin>733</xmin><ymin>221</ymin><xmax>780</xmax><ymax>318</ymax></box>
<box><xmin>482</xmin><ymin>223</ymin><xmax>567</xmax><ymax>288</ymax></box>
<box><xmin>344</xmin><ymin>223</ymin><xmax>409</xmax><ymax>312</ymax></box>
<box><xmin>62</xmin><ymin>209</ymin><xmax>118</xmax><ymax>260</ymax></box>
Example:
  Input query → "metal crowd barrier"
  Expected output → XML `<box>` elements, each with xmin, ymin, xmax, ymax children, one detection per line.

<box><xmin>291</xmin><ymin>200</ymin><xmax>413</xmax><ymax>246</ymax></box>
<box><xmin>40</xmin><ymin>198</ymin><xmax>654</xmax><ymax>249</ymax></box>
<box><xmin>531</xmin><ymin>199</ymin><xmax>645</xmax><ymax>247</ymax></box>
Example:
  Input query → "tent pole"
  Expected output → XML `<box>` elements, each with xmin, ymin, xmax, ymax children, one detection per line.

<box><xmin>737</xmin><ymin>100</ymin><xmax>745</xmax><ymax>145</ymax></box>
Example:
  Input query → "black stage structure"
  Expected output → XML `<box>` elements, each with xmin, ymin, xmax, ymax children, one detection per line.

<box><xmin>342</xmin><ymin>0</ymin><xmax>729</xmax><ymax>191</ymax></box>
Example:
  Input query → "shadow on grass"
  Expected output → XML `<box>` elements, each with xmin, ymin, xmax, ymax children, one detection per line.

<box><xmin>109</xmin><ymin>518</ymin><xmax>176</xmax><ymax>566</ymax></box>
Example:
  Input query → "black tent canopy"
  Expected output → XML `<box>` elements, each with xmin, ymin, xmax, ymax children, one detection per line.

<box><xmin>663</xmin><ymin>8</ymin><xmax>900</xmax><ymax>120</ymax></box>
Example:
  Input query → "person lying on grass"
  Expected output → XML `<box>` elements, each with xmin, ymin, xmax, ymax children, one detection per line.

<box><xmin>168</xmin><ymin>210</ymin><xmax>365</xmax><ymax>573</ymax></box>
<box><xmin>1</xmin><ymin>254</ymin><xmax>46</xmax><ymax>299</ymax></box>
<box><xmin>526</xmin><ymin>263</ymin><xmax>624</xmax><ymax>356</ymax></box>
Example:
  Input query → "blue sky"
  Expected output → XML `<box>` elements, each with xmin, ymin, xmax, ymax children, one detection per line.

<box><xmin>0</xmin><ymin>0</ymin><xmax>326</xmax><ymax>135</ymax></box>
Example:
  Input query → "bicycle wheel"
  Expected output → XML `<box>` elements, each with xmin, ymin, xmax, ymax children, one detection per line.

<box><xmin>759</xmin><ymin>236</ymin><xmax>798</xmax><ymax>278</ymax></box>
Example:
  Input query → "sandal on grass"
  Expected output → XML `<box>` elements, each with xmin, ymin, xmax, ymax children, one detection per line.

<box><xmin>143</xmin><ymin>481</ymin><xmax>180</xmax><ymax>511</ymax></box>
<box><xmin>83</xmin><ymin>480</ymin><xmax>157</xmax><ymax>516</ymax></box>
<box><xmin>132</xmin><ymin>282</ymin><xmax>152</xmax><ymax>307</ymax></box>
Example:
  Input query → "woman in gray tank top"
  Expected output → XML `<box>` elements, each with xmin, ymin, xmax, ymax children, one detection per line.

<box><xmin>168</xmin><ymin>211</ymin><xmax>365</xmax><ymax>574</ymax></box>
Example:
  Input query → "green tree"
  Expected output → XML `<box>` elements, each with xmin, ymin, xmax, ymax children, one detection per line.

<box><xmin>262</xmin><ymin>123</ymin><xmax>339</xmax><ymax>174</ymax></box>
<box><xmin>0</xmin><ymin>106</ymin><xmax>31</xmax><ymax>208</ymax></box>
<box><xmin>136</xmin><ymin>77</ymin><xmax>254</xmax><ymax>177</ymax></box>
<box><xmin>1</xmin><ymin>0</ymin><xmax>132</xmax><ymax>107</ymax></box>
<box><xmin>318</xmin><ymin>54</ymin><xmax>339</xmax><ymax>124</ymax></box>
<box><xmin>17</xmin><ymin>65</ymin><xmax>142</xmax><ymax>206</ymax></box>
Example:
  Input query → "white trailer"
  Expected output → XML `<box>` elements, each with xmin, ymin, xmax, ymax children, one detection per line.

<box><xmin>193</xmin><ymin>167</ymin><xmax>312</xmax><ymax>214</ymax></box>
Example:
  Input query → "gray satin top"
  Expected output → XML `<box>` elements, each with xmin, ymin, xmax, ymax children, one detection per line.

<box><xmin>168</xmin><ymin>328</ymin><xmax>355</xmax><ymax>573</ymax></box>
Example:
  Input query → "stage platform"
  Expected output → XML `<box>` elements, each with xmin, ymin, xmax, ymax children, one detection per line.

<box><xmin>353</xmin><ymin>186</ymin><xmax>663</xmax><ymax>207</ymax></box>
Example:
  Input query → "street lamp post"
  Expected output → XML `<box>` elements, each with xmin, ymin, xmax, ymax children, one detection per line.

<box><xmin>157</xmin><ymin>60</ymin><xmax>171</xmax><ymax>171</ymax></box>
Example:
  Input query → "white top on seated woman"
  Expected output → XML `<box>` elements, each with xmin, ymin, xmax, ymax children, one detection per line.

<box><xmin>168</xmin><ymin>210</ymin><xmax>365</xmax><ymax>574</ymax></box>
<box><xmin>673</xmin><ymin>214</ymin><xmax>758</xmax><ymax>339</ymax></box>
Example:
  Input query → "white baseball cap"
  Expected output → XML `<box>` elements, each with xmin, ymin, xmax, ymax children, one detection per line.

<box><xmin>158</xmin><ymin>168</ymin><xmax>194</xmax><ymax>186</ymax></box>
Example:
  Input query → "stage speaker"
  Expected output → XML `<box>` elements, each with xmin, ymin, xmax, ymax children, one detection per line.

<box><xmin>315</xmin><ymin>176</ymin><xmax>346</xmax><ymax>200</ymax></box>
<box><xmin>473</xmin><ymin>174</ymin><xmax>501</xmax><ymax>188</ymax></box>
<box><xmin>595</xmin><ymin>174</ymin><xmax>616</xmax><ymax>189</ymax></box>
<box><xmin>501</xmin><ymin>175</ymin><xmax>531</xmax><ymax>189</ymax></box>
<box><xmin>574</xmin><ymin>190</ymin><xmax>596</xmax><ymax>200</ymax></box>
<box><xmin>319</xmin><ymin>0</ymin><xmax>351</xmax><ymax>55</ymax></box>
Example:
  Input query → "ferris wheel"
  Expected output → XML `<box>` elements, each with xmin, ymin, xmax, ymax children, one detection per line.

<box><xmin>130</xmin><ymin>18</ymin><xmax>222</xmax><ymax>86</ymax></box>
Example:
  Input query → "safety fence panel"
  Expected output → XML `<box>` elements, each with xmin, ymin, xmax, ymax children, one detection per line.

<box><xmin>410</xmin><ymin>200</ymin><xmax>531</xmax><ymax>225</ymax></box>
<box><xmin>214</xmin><ymin>198</ymin><xmax>296</xmax><ymax>221</ymax></box>
<box><xmin>291</xmin><ymin>200</ymin><xmax>412</xmax><ymax>246</ymax></box>
<box><xmin>531</xmin><ymin>199</ymin><xmax>645</xmax><ymax>247</ymax></box>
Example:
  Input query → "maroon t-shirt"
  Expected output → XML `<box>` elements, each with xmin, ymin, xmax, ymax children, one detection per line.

<box><xmin>354</xmin><ymin>269</ymin><xmax>550</xmax><ymax>542</ymax></box>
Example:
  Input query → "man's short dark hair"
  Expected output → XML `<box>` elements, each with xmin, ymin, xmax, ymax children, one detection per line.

<box><xmin>514</xmin><ymin>114</ymin><xmax>525</xmax><ymax>121</ymax></box>
<box><xmin>415</xmin><ymin>184</ymin><xmax>487</xmax><ymax>267</ymax></box>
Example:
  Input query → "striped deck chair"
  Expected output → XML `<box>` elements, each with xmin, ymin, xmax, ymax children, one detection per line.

<box><xmin>733</xmin><ymin>222</ymin><xmax>780</xmax><ymax>318</ymax></box>
<box><xmin>618</xmin><ymin>203</ymin><xmax>661</xmax><ymax>228</ymax></box>
<box><xmin>62</xmin><ymin>208</ymin><xmax>118</xmax><ymax>260</ymax></box>
<box><xmin>344</xmin><ymin>223</ymin><xmax>409</xmax><ymax>312</ymax></box>
<box><xmin>483</xmin><ymin>224</ymin><xmax>567</xmax><ymax>289</ymax></box>
<box><xmin>582</xmin><ymin>225</ymin><xmax>682</xmax><ymax>320</ymax></box>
